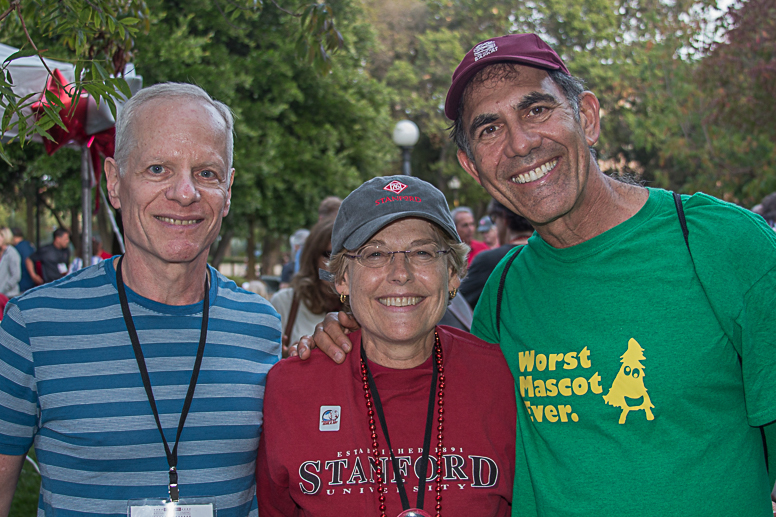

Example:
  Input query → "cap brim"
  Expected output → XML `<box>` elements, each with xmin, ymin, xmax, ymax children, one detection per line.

<box><xmin>444</xmin><ymin>55</ymin><xmax>564</xmax><ymax>120</ymax></box>
<box><xmin>341</xmin><ymin>211</ymin><xmax>461</xmax><ymax>252</ymax></box>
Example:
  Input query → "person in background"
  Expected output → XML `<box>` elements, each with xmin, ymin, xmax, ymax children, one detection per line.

<box><xmin>271</xmin><ymin>219</ymin><xmax>342</xmax><ymax>357</ymax></box>
<box><xmin>478</xmin><ymin>215</ymin><xmax>500</xmax><ymax>248</ymax></box>
<box><xmin>68</xmin><ymin>237</ymin><xmax>110</xmax><ymax>274</ymax></box>
<box><xmin>754</xmin><ymin>191</ymin><xmax>776</xmax><ymax>229</ymax></box>
<box><xmin>290</xmin><ymin>197</ymin><xmax>343</xmax><ymax>281</ymax></box>
<box><xmin>25</xmin><ymin>227</ymin><xmax>70</xmax><ymax>285</ymax></box>
<box><xmin>0</xmin><ymin>228</ymin><xmax>21</xmax><ymax>298</ymax></box>
<box><xmin>451</xmin><ymin>206</ymin><xmax>489</xmax><ymax>264</ymax></box>
<box><xmin>317</xmin><ymin>195</ymin><xmax>342</xmax><ymax>222</ymax></box>
<box><xmin>11</xmin><ymin>228</ymin><xmax>35</xmax><ymax>292</ymax></box>
<box><xmin>94</xmin><ymin>235</ymin><xmax>112</xmax><ymax>260</ymax></box>
<box><xmin>280</xmin><ymin>229</ymin><xmax>309</xmax><ymax>289</ymax></box>
<box><xmin>460</xmin><ymin>200</ymin><xmax>534</xmax><ymax>308</ymax></box>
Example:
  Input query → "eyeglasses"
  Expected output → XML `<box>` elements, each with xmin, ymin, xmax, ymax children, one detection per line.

<box><xmin>321</xmin><ymin>250</ymin><xmax>332</xmax><ymax>259</ymax></box>
<box><xmin>345</xmin><ymin>244</ymin><xmax>451</xmax><ymax>268</ymax></box>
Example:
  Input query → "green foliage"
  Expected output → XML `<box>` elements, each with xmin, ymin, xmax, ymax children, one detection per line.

<box><xmin>367</xmin><ymin>0</ymin><xmax>776</xmax><ymax>213</ymax></box>
<box><xmin>0</xmin><ymin>142</ymin><xmax>81</xmax><ymax>217</ymax></box>
<box><xmin>0</xmin><ymin>0</ymin><xmax>148</xmax><ymax>164</ymax></box>
<box><xmin>0</xmin><ymin>0</ymin><xmax>346</xmax><ymax>166</ymax></box>
<box><xmin>133</xmin><ymin>0</ymin><xmax>394</xmax><ymax>238</ymax></box>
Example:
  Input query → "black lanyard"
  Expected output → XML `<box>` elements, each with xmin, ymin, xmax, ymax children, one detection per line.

<box><xmin>116</xmin><ymin>257</ymin><xmax>209</xmax><ymax>502</ymax></box>
<box><xmin>360</xmin><ymin>344</ymin><xmax>438</xmax><ymax>512</ymax></box>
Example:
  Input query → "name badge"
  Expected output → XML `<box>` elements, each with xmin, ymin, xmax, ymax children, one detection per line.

<box><xmin>128</xmin><ymin>498</ymin><xmax>216</xmax><ymax>517</ymax></box>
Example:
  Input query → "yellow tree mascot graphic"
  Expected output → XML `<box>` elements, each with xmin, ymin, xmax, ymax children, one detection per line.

<box><xmin>603</xmin><ymin>338</ymin><xmax>655</xmax><ymax>424</ymax></box>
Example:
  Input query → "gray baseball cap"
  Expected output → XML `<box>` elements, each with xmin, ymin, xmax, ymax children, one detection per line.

<box><xmin>332</xmin><ymin>175</ymin><xmax>461</xmax><ymax>253</ymax></box>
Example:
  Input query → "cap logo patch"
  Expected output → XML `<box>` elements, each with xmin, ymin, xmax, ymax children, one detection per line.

<box><xmin>383</xmin><ymin>180</ymin><xmax>408</xmax><ymax>194</ymax></box>
<box><xmin>473</xmin><ymin>41</ymin><xmax>498</xmax><ymax>61</ymax></box>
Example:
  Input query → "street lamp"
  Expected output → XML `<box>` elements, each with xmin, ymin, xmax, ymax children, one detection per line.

<box><xmin>448</xmin><ymin>176</ymin><xmax>461</xmax><ymax>207</ymax></box>
<box><xmin>392</xmin><ymin>120</ymin><xmax>419</xmax><ymax>176</ymax></box>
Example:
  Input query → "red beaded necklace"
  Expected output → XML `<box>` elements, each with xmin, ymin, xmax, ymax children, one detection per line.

<box><xmin>360</xmin><ymin>331</ymin><xmax>445</xmax><ymax>517</ymax></box>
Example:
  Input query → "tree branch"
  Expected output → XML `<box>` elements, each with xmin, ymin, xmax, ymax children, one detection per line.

<box><xmin>270</xmin><ymin>0</ymin><xmax>300</xmax><ymax>17</ymax></box>
<box><xmin>38</xmin><ymin>195</ymin><xmax>67</xmax><ymax>231</ymax></box>
<box><xmin>16</xmin><ymin>4</ymin><xmax>56</xmax><ymax>81</ymax></box>
<box><xmin>213</xmin><ymin>0</ymin><xmax>249</xmax><ymax>31</ymax></box>
<box><xmin>0</xmin><ymin>0</ymin><xmax>20</xmax><ymax>24</ymax></box>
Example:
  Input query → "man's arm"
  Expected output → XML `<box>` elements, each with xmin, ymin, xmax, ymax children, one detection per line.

<box><xmin>0</xmin><ymin>453</ymin><xmax>25</xmax><ymax>517</ymax></box>
<box><xmin>24</xmin><ymin>258</ymin><xmax>42</xmax><ymax>286</ymax></box>
<box><xmin>292</xmin><ymin>311</ymin><xmax>359</xmax><ymax>364</ymax></box>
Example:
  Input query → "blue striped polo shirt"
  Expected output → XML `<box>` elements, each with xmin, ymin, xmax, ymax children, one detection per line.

<box><xmin>0</xmin><ymin>259</ymin><xmax>281</xmax><ymax>516</ymax></box>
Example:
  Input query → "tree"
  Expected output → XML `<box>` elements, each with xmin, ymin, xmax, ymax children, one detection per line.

<box><xmin>132</xmin><ymin>0</ymin><xmax>394</xmax><ymax>275</ymax></box>
<box><xmin>0</xmin><ymin>0</ymin><xmax>345</xmax><ymax>164</ymax></box>
<box><xmin>0</xmin><ymin>0</ymin><xmax>147</xmax><ymax>163</ymax></box>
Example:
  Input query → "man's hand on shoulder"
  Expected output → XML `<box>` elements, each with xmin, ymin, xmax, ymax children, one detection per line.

<box><xmin>290</xmin><ymin>311</ymin><xmax>359</xmax><ymax>364</ymax></box>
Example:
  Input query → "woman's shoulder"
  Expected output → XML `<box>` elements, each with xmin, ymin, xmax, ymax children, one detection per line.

<box><xmin>267</xmin><ymin>348</ymin><xmax>352</xmax><ymax>386</ymax></box>
<box><xmin>270</xmin><ymin>287</ymin><xmax>294</xmax><ymax>312</ymax></box>
<box><xmin>437</xmin><ymin>324</ymin><xmax>501</xmax><ymax>353</ymax></box>
<box><xmin>437</xmin><ymin>325</ymin><xmax>513</xmax><ymax>380</ymax></box>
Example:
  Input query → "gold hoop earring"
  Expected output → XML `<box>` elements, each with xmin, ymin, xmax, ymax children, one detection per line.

<box><xmin>340</xmin><ymin>293</ymin><xmax>349</xmax><ymax>304</ymax></box>
<box><xmin>448</xmin><ymin>288</ymin><xmax>458</xmax><ymax>300</ymax></box>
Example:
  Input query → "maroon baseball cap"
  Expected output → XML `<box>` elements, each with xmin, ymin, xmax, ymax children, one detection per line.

<box><xmin>444</xmin><ymin>33</ymin><xmax>570</xmax><ymax>120</ymax></box>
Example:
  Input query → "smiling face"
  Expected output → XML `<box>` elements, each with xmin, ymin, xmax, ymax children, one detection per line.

<box><xmin>336</xmin><ymin>218</ymin><xmax>460</xmax><ymax>357</ymax></box>
<box><xmin>456</xmin><ymin>65</ymin><xmax>600</xmax><ymax>229</ymax></box>
<box><xmin>105</xmin><ymin>97</ymin><xmax>234</xmax><ymax>270</ymax></box>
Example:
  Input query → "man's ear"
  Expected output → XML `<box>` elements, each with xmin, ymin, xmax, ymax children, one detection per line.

<box><xmin>578</xmin><ymin>92</ymin><xmax>601</xmax><ymax>147</ymax></box>
<box><xmin>457</xmin><ymin>149</ymin><xmax>482</xmax><ymax>185</ymax></box>
<box><xmin>224</xmin><ymin>168</ymin><xmax>235</xmax><ymax>216</ymax></box>
<box><xmin>104</xmin><ymin>158</ymin><xmax>122</xmax><ymax>210</ymax></box>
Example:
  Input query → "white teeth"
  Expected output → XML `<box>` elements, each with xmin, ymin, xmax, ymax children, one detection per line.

<box><xmin>379</xmin><ymin>297</ymin><xmax>421</xmax><ymax>307</ymax></box>
<box><xmin>512</xmin><ymin>158</ymin><xmax>558</xmax><ymax>184</ymax></box>
<box><xmin>157</xmin><ymin>216</ymin><xmax>199</xmax><ymax>226</ymax></box>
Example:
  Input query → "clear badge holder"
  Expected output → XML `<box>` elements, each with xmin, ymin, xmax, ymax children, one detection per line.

<box><xmin>127</xmin><ymin>497</ymin><xmax>217</xmax><ymax>517</ymax></box>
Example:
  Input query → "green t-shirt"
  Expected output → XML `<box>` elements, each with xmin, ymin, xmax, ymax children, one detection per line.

<box><xmin>473</xmin><ymin>188</ymin><xmax>776</xmax><ymax>516</ymax></box>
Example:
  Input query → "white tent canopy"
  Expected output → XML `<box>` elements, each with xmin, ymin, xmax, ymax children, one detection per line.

<box><xmin>0</xmin><ymin>42</ymin><xmax>142</xmax><ymax>260</ymax></box>
<box><xmin>0</xmin><ymin>42</ymin><xmax>142</xmax><ymax>142</ymax></box>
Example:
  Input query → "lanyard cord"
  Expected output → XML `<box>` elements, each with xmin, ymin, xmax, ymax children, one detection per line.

<box><xmin>361</xmin><ymin>343</ymin><xmax>438</xmax><ymax>511</ymax></box>
<box><xmin>116</xmin><ymin>257</ymin><xmax>210</xmax><ymax>502</ymax></box>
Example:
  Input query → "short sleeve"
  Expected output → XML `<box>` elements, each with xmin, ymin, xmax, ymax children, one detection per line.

<box><xmin>0</xmin><ymin>303</ymin><xmax>39</xmax><ymax>455</ymax></box>
<box><xmin>737</xmin><ymin>265</ymin><xmax>776</xmax><ymax>426</ymax></box>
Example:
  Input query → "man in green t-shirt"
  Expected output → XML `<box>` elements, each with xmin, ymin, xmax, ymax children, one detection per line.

<box><xmin>304</xmin><ymin>33</ymin><xmax>776</xmax><ymax>516</ymax></box>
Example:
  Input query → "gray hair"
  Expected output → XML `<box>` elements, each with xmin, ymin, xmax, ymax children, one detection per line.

<box><xmin>450</xmin><ymin>206</ymin><xmax>474</xmax><ymax>220</ymax></box>
<box><xmin>450</xmin><ymin>65</ymin><xmax>586</xmax><ymax>162</ymax></box>
<box><xmin>114</xmin><ymin>82</ymin><xmax>235</xmax><ymax>174</ymax></box>
<box><xmin>289</xmin><ymin>229</ymin><xmax>310</xmax><ymax>249</ymax></box>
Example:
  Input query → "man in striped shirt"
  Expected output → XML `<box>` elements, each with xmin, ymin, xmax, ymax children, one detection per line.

<box><xmin>0</xmin><ymin>83</ymin><xmax>280</xmax><ymax>516</ymax></box>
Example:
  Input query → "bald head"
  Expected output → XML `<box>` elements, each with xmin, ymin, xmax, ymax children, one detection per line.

<box><xmin>114</xmin><ymin>83</ymin><xmax>235</xmax><ymax>176</ymax></box>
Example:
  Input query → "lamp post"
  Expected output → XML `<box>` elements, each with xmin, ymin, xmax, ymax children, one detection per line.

<box><xmin>392</xmin><ymin>120</ymin><xmax>419</xmax><ymax>176</ymax></box>
<box><xmin>448</xmin><ymin>176</ymin><xmax>461</xmax><ymax>207</ymax></box>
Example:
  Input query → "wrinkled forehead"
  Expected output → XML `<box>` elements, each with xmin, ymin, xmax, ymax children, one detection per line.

<box><xmin>460</xmin><ymin>62</ymin><xmax>554</xmax><ymax>116</ymax></box>
<box><xmin>127</xmin><ymin>97</ymin><xmax>229</xmax><ymax>156</ymax></box>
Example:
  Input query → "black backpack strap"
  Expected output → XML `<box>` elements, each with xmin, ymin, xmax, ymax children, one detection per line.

<box><xmin>496</xmin><ymin>246</ymin><xmax>523</xmax><ymax>336</ymax></box>
<box><xmin>673</xmin><ymin>191</ymin><xmax>690</xmax><ymax>253</ymax></box>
